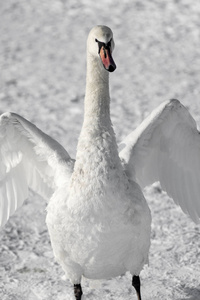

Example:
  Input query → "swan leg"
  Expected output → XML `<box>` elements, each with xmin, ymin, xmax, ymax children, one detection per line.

<box><xmin>74</xmin><ymin>284</ymin><xmax>83</xmax><ymax>300</ymax></box>
<box><xmin>132</xmin><ymin>275</ymin><xmax>142</xmax><ymax>300</ymax></box>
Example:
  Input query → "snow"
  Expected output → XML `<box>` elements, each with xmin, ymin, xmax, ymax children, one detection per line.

<box><xmin>0</xmin><ymin>0</ymin><xmax>200</xmax><ymax>299</ymax></box>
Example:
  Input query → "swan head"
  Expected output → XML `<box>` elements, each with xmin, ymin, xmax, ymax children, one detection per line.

<box><xmin>87</xmin><ymin>25</ymin><xmax>116</xmax><ymax>72</ymax></box>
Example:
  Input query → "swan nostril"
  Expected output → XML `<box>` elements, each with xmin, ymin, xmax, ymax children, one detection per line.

<box><xmin>103</xmin><ymin>47</ymin><xmax>107</xmax><ymax>58</ymax></box>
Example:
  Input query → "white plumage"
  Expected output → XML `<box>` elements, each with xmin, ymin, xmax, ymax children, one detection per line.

<box><xmin>119</xmin><ymin>99</ymin><xmax>200</xmax><ymax>223</ymax></box>
<box><xmin>0</xmin><ymin>25</ymin><xmax>200</xmax><ymax>299</ymax></box>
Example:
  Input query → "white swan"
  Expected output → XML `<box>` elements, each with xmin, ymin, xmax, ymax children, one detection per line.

<box><xmin>0</xmin><ymin>25</ymin><xmax>200</xmax><ymax>300</ymax></box>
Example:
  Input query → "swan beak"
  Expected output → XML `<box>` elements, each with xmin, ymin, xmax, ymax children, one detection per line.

<box><xmin>99</xmin><ymin>46</ymin><xmax>116</xmax><ymax>72</ymax></box>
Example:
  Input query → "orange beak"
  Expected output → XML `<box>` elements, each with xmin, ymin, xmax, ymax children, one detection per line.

<box><xmin>99</xmin><ymin>46</ymin><xmax>116</xmax><ymax>72</ymax></box>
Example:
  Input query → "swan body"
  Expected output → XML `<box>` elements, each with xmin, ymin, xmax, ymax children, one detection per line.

<box><xmin>0</xmin><ymin>25</ymin><xmax>200</xmax><ymax>299</ymax></box>
<box><xmin>47</xmin><ymin>26</ymin><xmax>151</xmax><ymax>284</ymax></box>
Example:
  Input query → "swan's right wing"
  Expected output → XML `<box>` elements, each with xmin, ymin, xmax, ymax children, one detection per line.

<box><xmin>0</xmin><ymin>112</ymin><xmax>75</xmax><ymax>227</ymax></box>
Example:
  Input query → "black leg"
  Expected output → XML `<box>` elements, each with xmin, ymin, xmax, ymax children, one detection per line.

<box><xmin>74</xmin><ymin>284</ymin><xmax>83</xmax><ymax>300</ymax></box>
<box><xmin>132</xmin><ymin>275</ymin><xmax>142</xmax><ymax>300</ymax></box>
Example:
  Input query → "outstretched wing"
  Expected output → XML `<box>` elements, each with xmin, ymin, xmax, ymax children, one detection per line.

<box><xmin>119</xmin><ymin>99</ymin><xmax>200</xmax><ymax>223</ymax></box>
<box><xmin>0</xmin><ymin>112</ymin><xmax>75</xmax><ymax>227</ymax></box>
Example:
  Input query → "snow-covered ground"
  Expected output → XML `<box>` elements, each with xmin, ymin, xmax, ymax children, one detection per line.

<box><xmin>0</xmin><ymin>0</ymin><xmax>200</xmax><ymax>299</ymax></box>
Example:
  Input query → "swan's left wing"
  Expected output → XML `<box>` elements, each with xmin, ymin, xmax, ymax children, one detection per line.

<box><xmin>119</xmin><ymin>99</ymin><xmax>200</xmax><ymax>223</ymax></box>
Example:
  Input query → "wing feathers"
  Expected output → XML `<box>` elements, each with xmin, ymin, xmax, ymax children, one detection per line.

<box><xmin>0</xmin><ymin>112</ymin><xmax>74</xmax><ymax>227</ymax></box>
<box><xmin>120</xmin><ymin>99</ymin><xmax>200</xmax><ymax>223</ymax></box>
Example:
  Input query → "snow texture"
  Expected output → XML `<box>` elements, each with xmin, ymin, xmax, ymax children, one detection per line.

<box><xmin>0</xmin><ymin>0</ymin><xmax>200</xmax><ymax>299</ymax></box>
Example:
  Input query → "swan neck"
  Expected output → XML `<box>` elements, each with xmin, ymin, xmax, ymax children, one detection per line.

<box><xmin>84</xmin><ymin>54</ymin><xmax>110</xmax><ymax>121</ymax></box>
<box><xmin>69</xmin><ymin>52</ymin><xmax>126</xmax><ymax>200</ymax></box>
